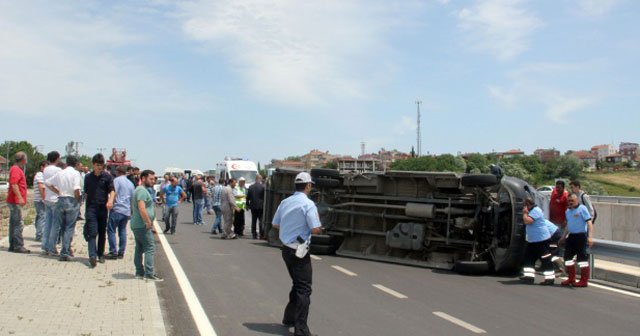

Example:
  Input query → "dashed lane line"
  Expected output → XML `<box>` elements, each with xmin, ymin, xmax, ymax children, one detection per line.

<box><xmin>331</xmin><ymin>265</ymin><xmax>358</xmax><ymax>276</ymax></box>
<box><xmin>433</xmin><ymin>312</ymin><xmax>486</xmax><ymax>334</ymax></box>
<box><xmin>153</xmin><ymin>220</ymin><xmax>218</xmax><ymax>336</ymax></box>
<box><xmin>310</xmin><ymin>255</ymin><xmax>322</xmax><ymax>260</ymax></box>
<box><xmin>372</xmin><ymin>284</ymin><xmax>408</xmax><ymax>299</ymax></box>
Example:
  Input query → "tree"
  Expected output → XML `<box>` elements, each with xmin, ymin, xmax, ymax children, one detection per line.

<box><xmin>322</xmin><ymin>161</ymin><xmax>337</xmax><ymax>169</ymax></box>
<box><xmin>0</xmin><ymin>140</ymin><xmax>46</xmax><ymax>186</ymax></box>
<box><xmin>499</xmin><ymin>161</ymin><xmax>533</xmax><ymax>182</ymax></box>
<box><xmin>284</xmin><ymin>156</ymin><xmax>302</xmax><ymax>162</ymax></box>
<box><xmin>391</xmin><ymin>155</ymin><xmax>465</xmax><ymax>173</ymax></box>
<box><xmin>465</xmin><ymin>153</ymin><xmax>489</xmax><ymax>173</ymax></box>
<box><xmin>545</xmin><ymin>156</ymin><xmax>583</xmax><ymax>180</ymax></box>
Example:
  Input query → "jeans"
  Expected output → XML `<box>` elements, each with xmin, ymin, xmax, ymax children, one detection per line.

<box><xmin>193</xmin><ymin>198</ymin><xmax>204</xmax><ymax>224</ymax></box>
<box><xmin>211</xmin><ymin>205</ymin><xmax>222</xmax><ymax>233</ymax></box>
<box><xmin>132</xmin><ymin>228</ymin><xmax>155</xmax><ymax>277</ymax></box>
<box><xmin>107</xmin><ymin>211</ymin><xmax>129</xmax><ymax>256</ymax></box>
<box><xmin>282</xmin><ymin>246</ymin><xmax>313</xmax><ymax>336</ymax></box>
<box><xmin>165</xmin><ymin>206</ymin><xmax>179</xmax><ymax>233</ymax></box>
<box><xmin>42</xmin><ymin>201</ymin><xmax>57</xmax><ymax>252</ymax></box>
<box><xmin>204</xmin><ymin>195</ymin><xmax>211</xmax><ymax>212</ymax></box>
<box><xmin>8</xmin><ymin>203</ymin><xmax>25</xmax><ymax>250</ymax></box>
<box><xmin>84</xmin><ymin>204</ymin><xmax>108</xmax><ymax>259</ymax></box>
<box><xmin>34</xmin><ymin>200</ymin><xmax>46</xmax><ymax>240</ymax></box>
<box><xmin>51</xmin><ymin>197</ymin><xmax>80</xmax><ymax>257</ymax></box>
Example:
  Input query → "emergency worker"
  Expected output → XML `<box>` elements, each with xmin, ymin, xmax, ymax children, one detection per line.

<box><xmin>560</xmin><ymin>194</ymin><xmax>594</xmax><ymax>287</ymax></box>
<box><xmin>521</xmin><ymin>197</ymin><xmax>555</xmax><ymax>285</ymax></box>
<box><xmin>233</xmin><ymin>177</ymin><xmax>247</xmax><ymax>236</ymax></box>
<box><xmin>272</xmin><ymin>172</ymin><xmax>322</xmax><ymax>336</ymax></box>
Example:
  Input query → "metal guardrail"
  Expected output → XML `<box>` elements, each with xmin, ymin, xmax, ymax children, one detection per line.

<box><xmin>591</xmin><ymin>195</ymin><xmax>640</xmax><ymax>204</ymax></box>
<box><xmin>590</xmin><ymin>239</ymin><xmax>640</xmax><ymax>262</ymax></box>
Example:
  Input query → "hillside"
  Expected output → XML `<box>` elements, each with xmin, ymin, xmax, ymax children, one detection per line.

<box><xmin>584</xmin><ymin>170</ymin><xmax>640</xmax><ymax>197</ymax></box>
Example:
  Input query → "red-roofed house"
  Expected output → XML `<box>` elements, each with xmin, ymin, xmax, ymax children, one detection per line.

<box><xmin>591</xmin><ymin>144</ymin><xmax>616</xmax><ymax>160</ymax></box>
<box><xmin>570</xmin><ymin>151</ymin><xmax>597</xmax><ymax>171</ymax></box>
<box><xmin>533</xmin><ymin>148</ymin><xmax>560</xmax><ymax>163</ymax></box>
<box><xmin>498</xmin><ymin>149</ymin><xmax>525</xmax><ymax>159</ymax></box>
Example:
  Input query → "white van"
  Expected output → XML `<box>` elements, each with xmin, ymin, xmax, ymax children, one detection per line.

<box><xmin>217</xmin><ymin>159</ymin><xmax>258</xmax><ymax>186</ymax></box>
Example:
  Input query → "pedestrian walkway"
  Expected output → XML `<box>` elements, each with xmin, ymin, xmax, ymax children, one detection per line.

<box><xmin>0</xmin><ymin>220</ymin><xmax>166</xmax><ymax>336</ymax></box>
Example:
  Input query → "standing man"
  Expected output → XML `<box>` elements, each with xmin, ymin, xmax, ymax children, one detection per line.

<box><xmin>45</xmin><ymin>156</ymin><xmax>82</xmax><ymax>261</ymax></box>
<box><xmin>83</xmin><ymin>153</ymin><xmax>115</xmax><ymax>267</ymax></box>
<box><xmin>272</xmin><ymin>172</ymin><xmax>322</xmax><ymax>336</ymax></box>
<box><xmin>233</xmin><ymin>177</ymin><xmax>248</xmax><ymax>236</ymax></box>
<box><xmin>560</xmin><ymin>194</ymin><xmax>594</xmax><ymax>287</ymax></box>
<box><xmin>106</xmin><ymin>166</ymin><xmax>135</xmax><ymax>259</ymax></box>
<box><xmin>192</xmin><ymin>175</ymin><xmax>206</xmax><ymax>225</ymax></box>
<box><xmin>521</xmin><ymin>197</ymin><xmax>555</xmax><ymax>285</ymax></box>
<box><xmin>130</xmin><ymin>170</ymin><xmax>162</xmax><ymax>281</ymax></box>
<box><xmin>159</xmin><ymin>174</ymin><xmax>171</xmax><ymax>222</ymax></box>
<box><xmin>569</xmin><ymin>180</ymin><xmax>596</xmax><ymax>222</ymax></box>
<box><xmin>33</xmin><ymin>161</ymin><xmax>47</xmax><ymax>241</ymax></box>
<box><xmin>6</xmin><ymin>152</ymin><xmax>30</xmax><ymax>253</ymax></box>
<box><xmin>42</xmin><ymin>151</ymin><xmax>62</xmax><ymax>255</ymax></box>
<box><xmin>210</xmin><ymin>178</ymin><xmax>224</xmax><ymax>234</ymax></box>
<box><xmin>161</xmin><ymin>177</ymin><xmax>186</xmax><ymax>234</ymax></box>
<box><xmin>220</xmin><ymin>178</ymin><xmax>240</xmax><ymax>239</ymax></box>
<box><xmin>549</xmin><ymin>180</ymin><xmax>568</xmax><ymax>226</ymax></box>
<box><xmin>247</xmin><ymin>174</ymin><xmax>265</xmax><ymax>239</ymax></box>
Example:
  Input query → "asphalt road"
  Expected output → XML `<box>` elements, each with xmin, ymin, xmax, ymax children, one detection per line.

<box><xmin>154</xmin><ymin>203</ymin><xmax>640</xmax><ymax>336</ymax></box>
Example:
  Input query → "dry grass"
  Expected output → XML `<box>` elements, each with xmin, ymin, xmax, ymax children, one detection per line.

<box><xmin>585</xmin><ymin>170</ymin><xmax>640</xmax><ymax>196</ymax></box>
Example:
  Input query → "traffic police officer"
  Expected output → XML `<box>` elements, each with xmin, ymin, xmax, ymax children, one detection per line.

<box><xmin>560</xmin><ymin>194</ymin><xmax>593</xmax><ymax>287</ymax></box>
<box><xmin>521</xmin><ymin>197</ymin><xmax>555</xmax><ymax>285</ymax></box>
<box><xmin>272</xmin><ymin>172</ymin><xmax>322</xmax><ymax>336</ymax></box>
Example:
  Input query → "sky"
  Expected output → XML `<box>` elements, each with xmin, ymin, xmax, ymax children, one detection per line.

<box><xmin>1</xmin><ymin>0</ymin><xmax>638</xmax><ymax>172</ymax></box>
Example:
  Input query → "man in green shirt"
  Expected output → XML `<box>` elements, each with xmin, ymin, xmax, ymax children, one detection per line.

<box><xmin>130</xmin><ymin>170</ymin><xmax>162</xmax><ymax>281</ymax></box>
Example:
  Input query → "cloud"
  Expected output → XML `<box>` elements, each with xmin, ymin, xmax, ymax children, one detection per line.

<box><xmin>392</xmin><ymin>115</ymin><xmax>417</xmax><ymax>135</ymax></box>
<box><xmin>177</xmin><ymin>0</ymin><xmax>408</xmax><ymax>106</ymax></box>
<box><xmin>576</xmin><ymin>0</ymin><xmax>622</xmax><ymax>16</ymax></box>
<box><xmin>457</xmin><ymin>0</ymin><xmax>542</xmax><ymax>60</ymax></box>
<box><xmin>488</xmin><ymin>62</ymin><xmax>598</xmax><ymax>123</ymax></box>
<box><xmin>0</xmin><ymin>1</ymin><xmax>205</xmax><ymax>117</ymax></box>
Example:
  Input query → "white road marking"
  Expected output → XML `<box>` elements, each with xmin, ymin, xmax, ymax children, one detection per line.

<box><xmin>331</xmin><ymin>265</ymin><xmax>358</xmax><ymax>276</ymax></box>
<box><xmin>310</xmin><ymin>255</ymin><xmax>322</xmax><ymax>260</ymax></box>
<box><xmin>153</xmin><ymin>220</ymin><xmax>218</xmax><ymax>336</ymax></box>
<box><xmin>433</xmin><ymin>312</ymin><xmax>486</xmax><ymax>334</ymax></box>
<box><xmin>372</xmin><ymin>284</ymin><xmax>408</xmax><ymax>299</ymax></box>
<box><xmin>586</xmin><ymin>282</ymin><xmax>640</xmax><ymax>298</ymax></box>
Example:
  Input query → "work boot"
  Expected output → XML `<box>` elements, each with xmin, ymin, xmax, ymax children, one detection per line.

<box><xmin>561</xmin><ymin>265</ymin><xmax>576</xmax><ymax>286</ymax></box>
<box><xmin>13</xmin><ymin>247</ymin><xmax>31</xmax><ymax>254</ymax></box>
<box><xmin>574</xmin><ymin>266</ymin><xmax>590</xmax><ymax>287</ymax></box>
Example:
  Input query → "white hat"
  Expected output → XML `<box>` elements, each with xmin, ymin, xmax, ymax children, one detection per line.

<box><xmin>238</xmin><ymin>177</ymin><xmax>246</xmax><ymax>181</ymax></box>
<box><xmin>295</xmin><ymin>172</ymin><xmax>314</xmax><ymax>184</ymax></box>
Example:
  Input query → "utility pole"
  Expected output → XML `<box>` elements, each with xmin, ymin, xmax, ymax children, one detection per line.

<box><xmin>361</xmin><ymin>142</ymin><xmax>366</xmax><ymax>156</ymax></box>
<box><xmin>416</xmin><ymin>100</ymin><xmax>422</xmax><ymax>157</ymax></box>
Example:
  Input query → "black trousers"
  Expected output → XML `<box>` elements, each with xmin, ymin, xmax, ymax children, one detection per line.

<box><xmin>251</xmin><ymin>208</ymin><xmax>263</xmax><ymax>237</ymax></box>
<box><xmin>564</xmin><ymin>233</ymin><xmax>589</xmax><ymax>263</ymax></box>
<box><xmin>233</xmin><ymin>209</ymin><xmax>245</xmax><ymax>235</ymax></box>
<box><xmin>523</xmin><ymin>239</ymin><xmax>553</xmax><ymax>273</ymax></box>
<box><xmin>84</xmin><ymin>204</ymin><xmax>108</xmax><ymax>257</ymax></box>
<box><xmin>548</xmin><ymin>230</ymin><xmax>562</xmax><ymax>258</ymax></box>
<box><xmin>282</xmin><ymin>246</ymin><xmax>313</xmax><ymax>336</ymax></box>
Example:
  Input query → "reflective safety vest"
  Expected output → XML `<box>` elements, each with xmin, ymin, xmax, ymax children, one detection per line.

<box><xmin>234</xmin><ymin>186</ymin><xmax>247</xmax><ymax>210</ymax></box>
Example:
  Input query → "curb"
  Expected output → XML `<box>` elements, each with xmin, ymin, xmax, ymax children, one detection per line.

<box><xmin>594</xmin><ymin>267</ymin><xmax>640</xmax><ymax>290</ymax></box>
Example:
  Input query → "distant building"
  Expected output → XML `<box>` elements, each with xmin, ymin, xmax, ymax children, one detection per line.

<box><xmin>336</xmin><ymin>157</ymin><xmax>381</xmax><ymax>173</ymax></box>
<box><xmin>570</xmin><ymin>151</ymin><xmax>597</xmax><ymax>172</ymax></box>
<box><xmin>533</xmin><ymin>148</ymin><xmax>560</xmax><ymax>163</ymax></box>
<box><xmin>268</xmin><ymin>160</ymin><xmax>305</xmax><ymax>170</ymax></box>
<box><xmin>619</xmin><ymin>142</ymin><xmax>639</xmax><ymax>161</ymax></box>
<box><xmin>591</xmin><ymin>144</ymin><xmax>616</xmax><ymax>160</ymax></box>
<box><xmin>605</xmin><ymin>154</ymin><xmax>627</xmax><ymax>164</ymax></box>
<box><xmin>301</xmin><ymin>149</ymin><xmax>335</xmax><ymax>169</ymax></box>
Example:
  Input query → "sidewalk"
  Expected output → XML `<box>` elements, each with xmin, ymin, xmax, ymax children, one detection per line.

<box><xmin>594</xmin><ymin>258</ymin><xmax>640</xmax><ymax>289</ymax></box>
<box><xmin>0</xmin><ymin>219</ymin><xmax>166</xmax><ymax>336</ymax></box>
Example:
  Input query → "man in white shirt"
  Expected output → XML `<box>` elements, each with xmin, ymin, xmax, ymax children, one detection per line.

<box><xmin>41</xmin><ymin>151</ymin><xmax>62</xmax><ymax>255</ymax></box>
<box><xmin>33</xmin><ymin>161</ymin><xmax>47</xmax><ymax>241</ymax></box>
<box><xmin>45</xmin><ymin>156</ymin><xmax>82</xmax><ymax>261</ymax></box>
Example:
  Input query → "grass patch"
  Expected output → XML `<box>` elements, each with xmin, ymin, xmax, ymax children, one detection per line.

<box><xmin>584</xmin><ymin>171</ymin><xmax>640</xmax><ymax>197</ymax></box>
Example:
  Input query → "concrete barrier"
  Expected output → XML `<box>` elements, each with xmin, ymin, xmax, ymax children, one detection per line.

<box><xmin>593</xmin><ymin>201</ymin><xmax>640</xmax><ymax>244</ymax></box>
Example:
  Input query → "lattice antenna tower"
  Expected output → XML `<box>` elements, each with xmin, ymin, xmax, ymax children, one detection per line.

<box><xmin>416</xmin><ymin>100</ymin><xmax>422</xmax><ymax>157</ymax></box>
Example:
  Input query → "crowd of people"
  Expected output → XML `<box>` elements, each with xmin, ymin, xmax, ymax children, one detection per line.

<box><xmin>157</xmin><ymin>173</ymin><xmax>266</xmax><ymax>240</ymax></box>
<box><xmin>5</xmin><ymin>150</ymin><xmax>162</xmax><ymax>281</ymax></box>
<box><xmin>521</xmin><ymin>179</ymin><xmax>596</xmax><ymax>287</ymax></box>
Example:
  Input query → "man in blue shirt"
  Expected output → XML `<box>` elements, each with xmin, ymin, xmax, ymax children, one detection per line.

<box><xmin>161</xmin><ymin>177</ymin><xmax>186</xmax><ymax>234</ymax></box>
<box><xmin>106</xmin><ymin>166</ymin><xmax>135</xmax><ymax>259</ymax></box>
<box><xmin>561</xmin><ymin>194</ymin><xmax>593</xmax><ymax>287</ymax></box>
<box><xmin>272</xmin><ymin>172</ymin><xmax>322</xmax><ymax>336</ymax></box>
<box><xmin>521</xmin><ymin>197</ymin><xmax>555</xmax><ymax>285</ymax></box>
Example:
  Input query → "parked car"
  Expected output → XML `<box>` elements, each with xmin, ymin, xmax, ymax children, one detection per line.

<box><xmin>0</xmin><ymin>181</ymin><xmax>9</xmax><ymax>193</ymax></box>
<box><xmin>536</xmin><ymin>185</ymin><xmax>554</xmax><ymax>196</ymax></box>
<box><xmin>154</xmin><ymin>177</ymin><xmax>165</xmax><ymax>201</ymax></box>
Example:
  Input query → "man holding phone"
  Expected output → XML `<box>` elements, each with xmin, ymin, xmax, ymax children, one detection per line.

<box><xmin>272</xmin><ymin>172</ymin><xmax>322</xmax><ymax>336</ymax></box>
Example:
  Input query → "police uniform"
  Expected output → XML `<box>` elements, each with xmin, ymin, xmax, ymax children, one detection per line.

<box><xmin>522</xmin><ymin>205</ymin><xmax>555</xmax><ymax>284</ymax></box>
<box><xmin>273</xmin><ymin>173</ymin><xmax>321</xmax><ymax>336</ymax></box>
<box><xmin>233</xmin><ymin>180</ymin><xmax>247</xmax><ymax>236</ymax></box>
<box><xmin>562</xmin><ymin>204</ymin><xmax>592</xmax><ymax>287</ymax></box>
